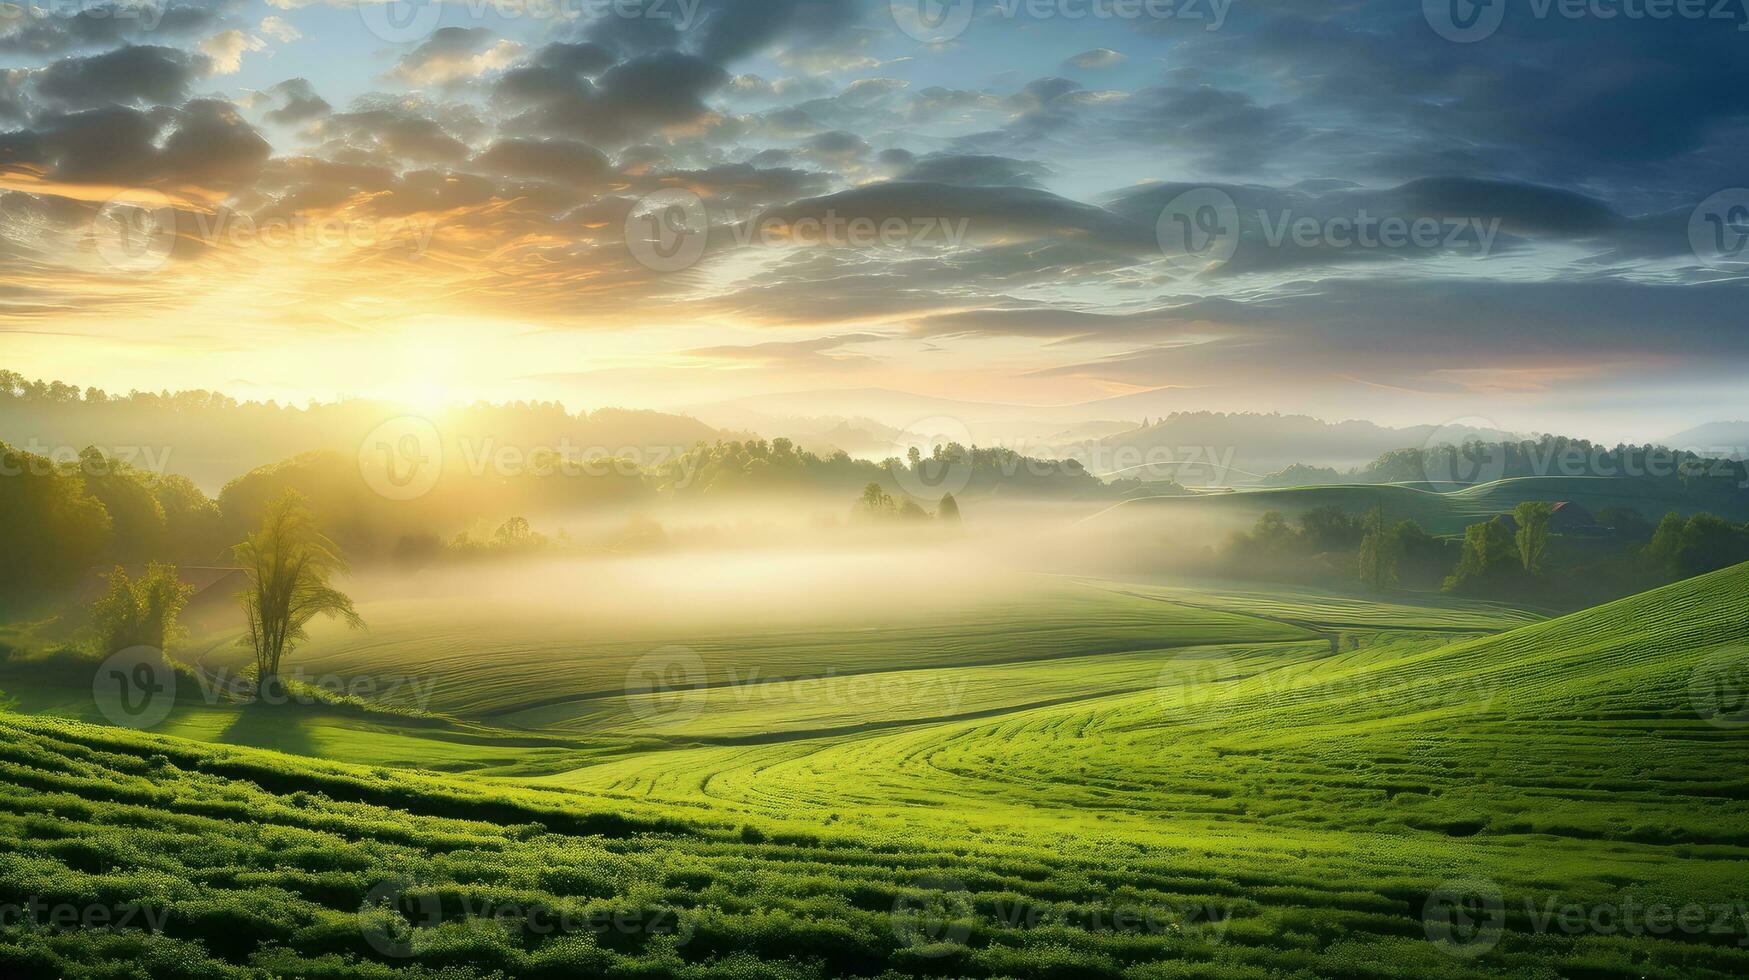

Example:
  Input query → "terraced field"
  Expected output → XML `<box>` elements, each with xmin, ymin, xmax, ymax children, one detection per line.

<box><xmin>2</xmin><ymin>565</ymin><xmax>1746</xmax><ymax>977</ymax></box>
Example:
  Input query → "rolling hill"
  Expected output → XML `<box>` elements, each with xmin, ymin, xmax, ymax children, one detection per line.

<box><xmin>1088</xmin><ymin>475</ymin><xmax>1749</xmax><ymax>537</ymax></box>
<box><xmin>1</xmin><ymin>565</ymin><xmax>1745</xmax><ymax>977</ymax></box>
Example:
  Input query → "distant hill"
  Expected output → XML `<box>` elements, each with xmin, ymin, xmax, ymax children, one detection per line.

<box><xmin>1665</xmin><ymin>421</ymin><xmax>1749</xmax><ymax>458</ymax></box>
<box><xmin>1088</xmin><ymin>475</ymin><xmax>1749</xmax><ymax>538</ymax></box>
<box><xmin>0</xmin><ymin>371</ymin><xmax>728</xmax><ymax>493</ymax></box>
<box><xmin>1079</xmin><ymin>412</ymin><xmax>1516</xmax><ymax>482</ymax></box>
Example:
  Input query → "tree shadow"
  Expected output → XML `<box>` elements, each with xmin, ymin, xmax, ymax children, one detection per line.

<box><xmin>215</xmin><ymin>701</ymin><xmax>322</xmax><ymax>757</ymax></box>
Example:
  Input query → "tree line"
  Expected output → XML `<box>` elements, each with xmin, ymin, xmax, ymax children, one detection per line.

<box><xmin>1218</xmin><ymin>503</ymin><xmax>1749</xmax><ymax>607</ymax></box>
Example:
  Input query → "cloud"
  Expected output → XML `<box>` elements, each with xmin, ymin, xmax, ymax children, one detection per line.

<box><xmin>470</xmin><ymin>137</ymin><xmax>611</xmax><ymax>186</ymax></box>
<box><xmin>901</xmin><ymin>153</ymin><xmax>1052</xmax><ymax>188</ymax></box>
<box><xmin>0</xmin><ymin>2</ymin><xmax>223</xmax><ymax>55</ymax></box>
<box><xmin>0</xmin><ymin>96</ymin><xmax>267</xmax><ymax>188</ymax></box>
<box><xmin>33</xmin><ymin>44</ymin><xmax>209</xmax><ymax>108</ymax></box>
<box><xmin>506</xmin><ymin>50</ymin><xmax>727</xmax><ymax>146</ymax></box>
<box><xmin>754</xmin><ymin>181</ymin><xmax>1154</xmax><ymax>251</ymax></box>
<box><xmin>685</xmin><ymin>331</ymin><xmax>886</xmax><ymax>368</ymax></box>
<box><xmin>260</xmin><ymin>77</ymin><xmax>329</xmax><ymax>124</ymax></box>
<box><xmin>258</xmin><ymin>16</ymin><xmax>301</xmax><ymax>43</ymax></box>
<box><xmin>1065</xmin><ymin>48</ymin><xmax>1125</xmax><ymax>70</ymax></box>
<box><xmin>388</xmin><ymin>27</ymin><xmax>521</xmax><ymax>87</ymax></box>
<box><xmin>317</xmin><ymin>102</ymin><xmax>472</xmax><ymax>162</ymax></box>
<box><xmin>199</xmin><ymin>28</ymin><xmax>266</xmax><ymax>74</ymax></box>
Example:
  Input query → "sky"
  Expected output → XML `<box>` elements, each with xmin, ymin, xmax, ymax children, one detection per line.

<box><xmin>1</xmin><ymin>0</ymin><xmax>1747</xmax><ymax>440</ymax></box>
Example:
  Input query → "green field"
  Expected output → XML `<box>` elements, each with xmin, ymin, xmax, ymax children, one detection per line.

<box><xmin>2</xmin><ymin>563</ymin><xmax>1747</xmax><ymax>977</ymax></box>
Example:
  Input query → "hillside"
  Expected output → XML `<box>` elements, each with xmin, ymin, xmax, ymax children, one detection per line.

<box><xmin>1091</xmin><ymin>475</ymin><xmax>1749</xmax><ymax>537</ymax></box>
<box><xmin>1</xmin><ymin>567</ymin><xmax>1746</xmax><ymax>977</ymax></box>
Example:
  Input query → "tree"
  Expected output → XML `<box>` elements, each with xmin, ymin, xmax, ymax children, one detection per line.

<box><xmin>856</xmin><ymin>482</ymin><xmax>896</xmax><ymax>517</ymax></box>
<box><xmin>0</xmin><ymin>441</ymin><xmax>111</xmax><ymax>593</ymax></box>
<box><xmin>1357</xmin><ymin>506</ymin><xmax>1398</xmax><ymax>591</ymax></box>
<box><xmin>233</xmin><ymin>491</ymin><xmax>364</xmax><ymax>698</ymax></box>
<box><xmin>1513</xmin><ymin>501</ymin><xmax>1552</xmax><ymax>573</ymax></box>
<box><xmin>1249</xmin><ymin>511</ymin><xmax>1299</xmax><ymax>557</ymax></box>
<box><xmin>1444</xmin><ymin>517</ymin><xmax>1519</xmax><ymax>595</ymax></box>
<box><xmin>938</xmin><ymin>493</ymin><xmax>961</xmax><ymax>524</ymax></box>
<box><xmin>1391</xmin><ymin>519</ymin><xmax>1456</xmax><ymax>589</ymax></box>
<box><xmin>494</xmin><ymin>516</ymin><xmax>534</xmax><ymax>546</ymax></box>
<box><xmin>1298</xmin><ymin>505</ymin><xmax>1362</xmax><ymax>553</ymax></box>
<box><xmin>1645</xmin><ymin>512</ymin><xmax>1749</xmax><ymax>579</ymax></box>
<box><xmin>91</xmin><ymin>563</ymin><xmax>195</xmax><ymax>655</ymax></box>
<box><xmin>76</xmin><ymin>448</ymin><xmax>166</xmax><ymax>563</ymax></box>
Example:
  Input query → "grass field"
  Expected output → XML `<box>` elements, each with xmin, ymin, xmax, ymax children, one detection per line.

<box><xmin>2</xmin><ymin>563</ymin><xmax>1747</xmax><ymax>977</ymax></box>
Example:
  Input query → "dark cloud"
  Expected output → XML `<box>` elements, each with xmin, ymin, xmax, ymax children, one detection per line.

<box><xmin>506</xmin><ymin>50</ymin><xmax>727</xmax><ymax>146</ymax></box>
<box><xmin>1025</xmin><ymin>277</ymin><xmax>1749</xmax><ymax>386</ymax></box>
<box><xmin>799</xmin><ymin>129</ymin><xmax>868</xmax><ymax>164</ymax></box>
<box><xmin>0</xmin><ymin>96</ymin><xmax>265</xmax><ymax>188</ymax></box>
<box><xmin>319</xmin><ymin>104</ymin><xmax>471</xmax><ymax>162</ymax></box>
<box><xmin>470</xmin><ymin>138</ymin><xmax>610</xmax><ymax>186</ymax></box>
<box><xmin>0</xmin><ymin>104</ymin><xmax>160</xmax><ymax>184</ymax></box>
<box><xmin>691</xmin><ymin>0</ymin><xmax>861</xmax><ymax>65</ymax></box>
<box><xmin>33</xmin><ymin>44</ymin><xmax>208</xmax><ymax>108</ymax></box>
<box><xmin>0</xmin><ymin>2</ymin><xmax>223</xmax><ymax>56</ymax></box>
<box><xmin>261</xmin><ymin>78</ymin><xmax>330</xmax><ymax>125</ymax></box>
<box><xmin>901</xmin><ymin>154</ymin><xmax>1052</xmax><ymax>188</ymax></box>
<box><xmin>158</xmin><ymin>98</ymin><xmax>271</xmax><ymax>186</ymax></box>
<box><xmin>644</xmin><ymin>161</ymin><xmax>828</xmax><ymax>207</ymax></box>
<box><xmin>754</xmin><ymin>181</ymin><xmax>1153</xmax><ymax>251</ymax></box>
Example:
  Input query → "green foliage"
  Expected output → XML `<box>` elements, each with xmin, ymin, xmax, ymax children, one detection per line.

<box><xmin>1645</xmin><ymin>511</ymin><xmax>1749</xmax><ymax>579</ymax></box>
<box><xmin>0</xmin><ymin>442</ymin><xmax>111</xmax><ymax>596</ymax></box>
<box><xmin>1357</xmin><ymin>507</ymin><xmax>1398</xmax><ymax>591</ymax></box>
<box><xmin>89</xmin><ymin>564</ymin><xmax>195</xmax><ymax>656</ymax></box>
<box><xmin>1512</xmin><ymin>501</ymin><xmax>1552</xmax><ymax>573</ymax></box>
<box><xmin>1443</xmin><ymin>518</ymin><xmax>1521</xmax><ymax>596</ymax></box>
<box><xmin>234</xmin><ymin>491</ymin><xmax>365</xmax><ymax>691</ymax></box>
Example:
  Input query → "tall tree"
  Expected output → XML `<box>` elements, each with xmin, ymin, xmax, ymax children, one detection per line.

<box><xmin>233</xmin><ymin>491</ymin><xmax>364</xmax><ymax>698</ymax></box>
<box><xmin>1357</xmin><ymin>506</ymin><xmax>1398</xmax><ymax>592</ymax></box>
<box><xmin>1513</xmin><ymin>501</ymin><xmax>1553</xmax><ymax>573</ymax></box>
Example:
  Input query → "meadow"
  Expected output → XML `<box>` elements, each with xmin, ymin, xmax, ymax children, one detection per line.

<box><xmin>2</xmin><ymin>553</ymin><xmax>1747</xmax><ymax>978</ymax></box>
